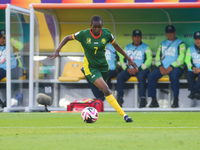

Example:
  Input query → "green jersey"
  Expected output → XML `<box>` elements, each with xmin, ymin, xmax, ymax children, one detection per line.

<box><xmin>72</xmin><ymin>28</ymin><xmax>115</xmax><ymax>75</ymax></box>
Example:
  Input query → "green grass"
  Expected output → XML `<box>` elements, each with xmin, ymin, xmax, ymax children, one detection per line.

<box><xmin>0</xmin><ymin>112</ymin><xmax>200</xmax><ymax>150</ymax></box>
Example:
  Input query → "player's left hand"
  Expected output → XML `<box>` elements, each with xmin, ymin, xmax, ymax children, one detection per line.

<box><xmin>49</xmin><ymin>51</ymin><xmax>60</xmax><ymax>60</ymax></box>
<box><xmin>128</xmin><ymin>59</ymin><xmax>138</xmax><ymax>69</ymax></box>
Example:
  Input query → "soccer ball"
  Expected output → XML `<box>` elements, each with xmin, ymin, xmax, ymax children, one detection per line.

<box><xmin>81</xmin><ymin>107</ymin><xmax>98</xmax><ymax>123</ymax></box>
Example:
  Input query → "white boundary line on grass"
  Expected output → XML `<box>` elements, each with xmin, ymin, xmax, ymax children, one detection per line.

<box><xmin>2</xmin><ymin>112</ymin><xmax>198</xmax><ymax>115</ymax></box>
<box><xmin>0</xmin><ymin>126</ymin><xmax>199</xmax><ymax>129</ymax></box>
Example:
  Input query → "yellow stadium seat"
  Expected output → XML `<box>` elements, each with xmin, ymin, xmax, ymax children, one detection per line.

<box><xmin>127</xmin><ymin>77</ymin><xmax>138</xmax><ymax>82</ymax></box>
<box><xmin>0</xmin><ymin>77</ymin><xmax>7</xmax><ymax>82</ymax></box>
<box><xmin>111</xmin><ymin>77</ymin><xmax>117</xmax><ymax>80</ymax></box>
<box><xmin>127</xmin><ymin>76</ymin><xmax>170</xmax><ymax>82</ymax></box>
<box><xmin>158</xmin><ymin>77</ymin><xmax>170</xmax><ymax>82</ymax></box>
<box><xmin>58</xmin><ymin>61</ymin><xmax>85</xmax><ymax>82</ymax></box>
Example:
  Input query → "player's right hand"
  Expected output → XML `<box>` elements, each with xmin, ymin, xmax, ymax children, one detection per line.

<box><xmin>49</xmin><ymin>51</ymin><xmax>60</xmax><ymax>60</ymax></box>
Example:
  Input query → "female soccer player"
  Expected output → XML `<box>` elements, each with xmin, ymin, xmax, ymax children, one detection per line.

<box><xmin>49</xmin><ymin>15</ymin><xmax>137</xmax><ymax>122</ymax></box>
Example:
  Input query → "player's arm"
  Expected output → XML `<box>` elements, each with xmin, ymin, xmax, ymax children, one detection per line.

<box><xmin>49</xmin><ymin>35</ymin><xmax>74</xmax><ymax>60</ymax></box>
<box><xmin>170</xmin><ymin>42</ymin><xmax>186</xmax><ymax>68</ymax></box>
<box><xmin>112</xmin><ymin>41</ymin><xmax>137</xmax><ymax>69</ymax></box>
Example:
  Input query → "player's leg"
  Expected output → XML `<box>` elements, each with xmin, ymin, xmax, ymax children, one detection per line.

<box><xmin>85</xmin><ymin>68</ymin><xmax>133</xmax><ymax>122</ymax></box>
<box><xmin>94</xmin><ymin>77</ymin><xmax>133</xmax><ymax>122</ymax></box>
<box><xmin>81</xmin><ymin>67</ymin><xmax>105</xmax><ymax>101</ymax></box>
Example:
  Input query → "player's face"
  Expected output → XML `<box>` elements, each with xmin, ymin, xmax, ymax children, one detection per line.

<box><xmin>91</xmin><ymin>21</ymin><xmax>103</xmax><ymax>36</ymax></box>
<box><xmin>166</xmin><ymin>32</ymin><xmax>176</xmax><ymax>41</ymax></box>
<box><xmin>132</xmin><ymin>35</ymin><xmax>142</xmax><ymax>46</ymax></box>
<box><xmin>194</xmin><ymin>38</ymin><xmax>200</xmax><ymax>47</ymax></box>
<box><xmin>0</xmin><ymin>34</ymin><xmax>6</xmax><ymax>46</ymax></box>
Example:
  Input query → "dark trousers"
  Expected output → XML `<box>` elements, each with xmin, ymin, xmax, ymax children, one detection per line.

<box><xmin>117</xmin><ymin>69</ymin><xmax>150</xmax><ymax>98</ymax></box>
<box><xmin>186</xmin><ymin>71</ymin><xmax>200</xmax><ymax>94</ymax></box>
<box><xmin>0</xmin><ymin>67</ymin><xmax>24</xmax><ymax>80</ymax></box>
<box><xmin>148</xmin><ymin>67</ymin><xmax>183</xmax><ymax>98</ymax></box>
<box><xmin>86</xmin><ymin>70</ymin><xmax>118</xmax><ymax>100</ymax></box>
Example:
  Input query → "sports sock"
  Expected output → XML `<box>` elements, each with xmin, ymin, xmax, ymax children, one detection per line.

<box><xmin>106</xmin><ymin>94</ymin><xmax>125</xmax><ymax>117</ymax></box>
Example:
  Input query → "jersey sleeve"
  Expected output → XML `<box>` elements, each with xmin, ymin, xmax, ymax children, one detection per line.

<box><xmin>107</xmin><ymin>32</ymin><xmax>115</xmax><ymax>44</ymax></box>
<box><xmin>72</xmin><ymin>30</ymin><xmax>83</xmax><ymax>42</ymax></box>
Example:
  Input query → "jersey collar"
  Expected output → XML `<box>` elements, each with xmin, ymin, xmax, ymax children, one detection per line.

<box><xmin>90</xmin><ymin>29</ymin><xmax>102</xmax><ymax>39</ymax></box>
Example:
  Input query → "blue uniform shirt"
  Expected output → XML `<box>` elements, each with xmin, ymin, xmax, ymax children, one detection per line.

<box><xmin>125</xmin><ymin>42</ymin><xmax>149</xmax><ymax>68</ymax></box>
<box><xmin>105</xmin><ymin>43</ymin><xmax>117</xmax><ymax>70</ymax></box>
<box><xmin>0</xmin><ymin>45</ymin><xmax>17</xmax><ymax>70</ymax></box>
<box><xmin>188</xmin><ymin>45</ymin><xmax>200</xmax><ymax>71</ymax></box>
<box><xmin>161</xmin><ymin>39</ymin><xmax>183</xmax><ymax>69</ymax></box>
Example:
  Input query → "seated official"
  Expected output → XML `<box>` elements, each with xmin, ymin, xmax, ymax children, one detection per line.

<box><xmin>0</xmin><ymin>29</ymin><xmax>26</xmax><ymax>108</ymax></box>
<box><xmin>147</xmin><ymin>25</ymin><xmax>186</xmax><ymax>108</ymax></box>
<box><xmin>0</xmin><ymin>29</ymin><xmax>26</xmax><ymax>80</ymax></box>
<box><xmin>185</xmin><ymin>31</ymin><xmax>200</xmax><ymax>100</ymax></box>
<box><xmin>117</xmin><ymin>30</ymin><xmax>152</xmax><ymax>108</ymax></box>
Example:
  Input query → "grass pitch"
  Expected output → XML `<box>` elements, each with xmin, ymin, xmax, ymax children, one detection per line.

<box><xmin>0</xmin><ymin>112</ymin><xmax>199</xmax><ymax>150</ymax></box>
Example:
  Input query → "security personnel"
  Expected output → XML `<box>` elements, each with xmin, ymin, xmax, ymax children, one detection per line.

<box><xmin>148</xmin><ymin>25</ymin><xmax>186</xmax><ymax>108</ymax></box>
<box><xmin>117</xmin><ymin>29</ymin><xmax>152</xmax><ymax>108</ymax></box>
<box><xmin>185</xmin><ymin>31</ymin><xmax>200</xmax><ymax>100</ymax></box>
<box><xmin>0</xmin><ymin>29</ymin><xmax>25</xmax><ymax>80</ymax></box>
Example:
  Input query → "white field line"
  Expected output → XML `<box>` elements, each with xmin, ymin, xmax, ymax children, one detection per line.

<box><xmin>0</xmin><ymin>126</ymin><xmax>199</xmax><ymax>129</ymax></box>
<box><xmin>1</xmin><ymin>112</ymin><xmax>196</xmax><ymax>115</ymax></box>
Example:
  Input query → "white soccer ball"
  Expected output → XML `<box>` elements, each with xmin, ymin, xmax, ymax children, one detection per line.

<box><xmin>81</xmin><ymin>107</ymin><xmax>98</xmax><ymax>123</ymax></box>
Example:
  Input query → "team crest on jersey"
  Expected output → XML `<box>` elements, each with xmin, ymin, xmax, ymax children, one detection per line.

<box><xmin>101</xmin><ymin>38</ymin><xmax>106</xmax><ymax>44</ymax></box>
<box><xmin>87</xmin><ymin>38</ymin><xmax>91</xmax><ymax>44</ymax></box>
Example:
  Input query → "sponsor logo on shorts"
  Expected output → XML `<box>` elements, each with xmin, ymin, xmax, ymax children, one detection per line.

<box><xmin>91</xmin><ymin>75</ymin><xmax>95</xmax><ymax>78</ymax></box>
